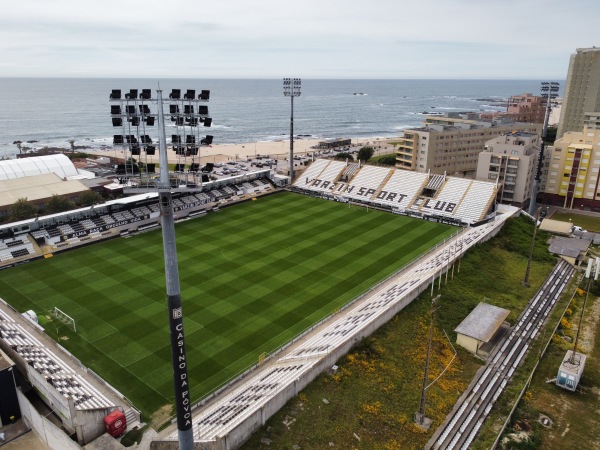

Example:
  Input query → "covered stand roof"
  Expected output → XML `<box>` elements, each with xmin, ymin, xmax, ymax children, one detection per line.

<box><xmin>0</xmin><ymin>154</ymin><xmax>79</xmax><ymax>180</ymax></box>
<box><xmin>454</xmin><ymin>302</ymin><xmax>510</xmax><ymax>343</ymax></box>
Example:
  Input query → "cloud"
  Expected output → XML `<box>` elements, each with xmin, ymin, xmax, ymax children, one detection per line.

<box><xmin>0</xmin><ymin>0</ymin><xmax>597</xmax><ymax>78</ymax></box>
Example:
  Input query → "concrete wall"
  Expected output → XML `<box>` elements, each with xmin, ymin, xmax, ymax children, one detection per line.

<box><xmin>17</xmin><ymin>389</ymin><xmax>81</xmax><ymax>450</ymax></box>
<box><xmin>456</xmin><ymin>334</ymin><xmax>479</xmax><ymax>353</ymax></box>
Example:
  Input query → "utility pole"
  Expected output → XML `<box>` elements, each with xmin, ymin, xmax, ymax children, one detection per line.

<box><xmin>415</xmin><ymin>294</ymin><xmax>440</xmax><ymax>430</ymax></box>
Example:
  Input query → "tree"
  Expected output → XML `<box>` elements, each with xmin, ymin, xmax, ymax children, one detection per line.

<box><xmin>357</xmin><ymin>146</ymin><xmax>374</xmax><ymax>162</ymax></box>
<box><xmin>68</xmin><ymin>139</ymin><xmax>75</xmax><ymax>154</ymax></box>
<box><xmin>377</xmin><ymin>155</ymin><xmax>397</xmax><ymax>166</ymax></box>
<box><xmin>76</xmin><ymin>190</ymin><xmax>103</xmax><ymax>207</ymax></box>
<box><xmin>9</xmin><ymin>198</ymin><xmax>37</xmax><ymax>221</ymax></box>
<box><xmin>13</xmin><ymin>140</ymin><xmax>22</xmax><ymax>155</ymax></box>
<box><xmin>44</xmin><ymin>195</ymin><xmax>76</xmax><ymax>214</ymax></box>
<box><xmin>334</xmin><ymin>152</ymin><xmax>354</xmax><ymax>161</ymax></box>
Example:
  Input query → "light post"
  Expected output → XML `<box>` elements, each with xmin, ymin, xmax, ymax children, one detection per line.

<box><xmin>528</xmin><ymin>81</ymin><xmax>559</xmax><ymax>215</ymax></box>
<box><xmin>110</xmin><ymin>86</ymin><xmax>214</xmax><ymax>450</ymax></box>
<box><xmin>283</xmin><ymin>78</ymin><xmax>301</xmax><ymax>181</ymax></box>
<box><xmin>415</xmin><ymin>294</ymin><xmax>440</xmax><ymax>430</ymax></box>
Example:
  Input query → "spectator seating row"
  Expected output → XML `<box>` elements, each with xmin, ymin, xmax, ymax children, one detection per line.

<box><xmin>293</xmin><ymin>159</ymin><xmax>497</xmax><ymax>225</ymax></box>
<box><xmin>0</xmin><ymin>309</ymin><xmax>113</xmax><ymax>411</ymax></box>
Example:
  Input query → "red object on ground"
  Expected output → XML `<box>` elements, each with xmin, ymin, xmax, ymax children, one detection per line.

<box><xmin>104</xmin><ymin>410</ymin><xmax>127</xmax><ymax>437</ymax></box>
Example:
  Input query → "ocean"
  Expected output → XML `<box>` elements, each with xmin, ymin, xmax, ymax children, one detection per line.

<box><xmin>0</xmin><ymin>78</ymin><xmax>562</xmax><ymax>159</ymax></box>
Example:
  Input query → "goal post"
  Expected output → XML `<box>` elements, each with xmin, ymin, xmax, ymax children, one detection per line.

<box><xmin>53</xmin><ymin>307</ymin><xmax>76</xmax><ymax>332</ymax></box>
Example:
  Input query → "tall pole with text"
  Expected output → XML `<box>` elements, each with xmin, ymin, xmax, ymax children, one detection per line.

<box><xmin>283</xmin><ymin>78</ymin><xmax>301</xmax><ymax>181</ymax></box>
<box><xmin>157</xmin><ymin>89</ymin><xmax>194</xmax><ymax>450</ymax></box>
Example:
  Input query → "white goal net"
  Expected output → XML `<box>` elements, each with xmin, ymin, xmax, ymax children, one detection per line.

<box><xmin>53</xmin><ymin>307</ymin><xmax>76</xmax><ymax>332</ymax></box>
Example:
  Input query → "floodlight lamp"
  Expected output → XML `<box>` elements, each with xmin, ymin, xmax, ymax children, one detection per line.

<box><xmin>126</xmin><ymin>89</ymin><xmax>138</xmax><ymax>99</ymax></box>
<box><xmin>170</xmin><ymin>89</ymin><xmax>181</xmax><ymax>99</ymax></box>
<box><xmin>198</xmin><ymin>105</ymin><xmax>209</xmax><ymax>115</ymax></box>
<box><xmin>172</xmin><ymin>135</ymin><xmax>181</xmax><ymax>143</ymax></box>
<box><xmin>113</xmin><ymin>135</ymin><xmax>124</xmax><ymax>144</ymax></box>
<box><xmin>110</xmin><ymin>89</ymin><xmax>121</xmax><ymax>99</ymax></box>
<box><xmin>186</xmin><ymin>135</ymin><xmax>195</xmax><ymax>144</ymax></box>
<box><xmin>188</xmin><ymin>118</ymin><xmax>199</xmax><ymax>126</ymax></box>
<box><xmin>131</xmin><ymin>117</ymin><xmax>140</xmax><ymax>126</ymax></box>
<box><xmin>199</xmin><ymin>90</ymin><xmax>210</xmax><ymax>100</ymax></box>
<box><xmin>184</xmin><ymin>90</ymin><xmax>195</xmax><ymax>99</ymax></box>
<box><xmin>145</xmin><ymin>145</ymin><xmax>156</xmax><ymax>155</ymax></box>
<box><xmin>175</xmin><ymin>117</ymin><xmax>184</xmax><ymax>126</ymax></box>
<box><xmin>140</xmin><ymin>89</ymin><xmax>151</xmax><ymax>99</ymax></box>
<box><xmin>203</xmin><ymin>117</ymin><xmax>212</xmax><ymax>127</ymax></box>
<box><xmin>111</xmin><ymin>105</ymin><xmax>121</xmax><ymax>115</ymax></box>
<box><xmin>170</xmin><ymin>105</ymin><xmax>179</xmax><ymax>114</ymax></box>
<box><xmin>131</xmin><ymin>145</ymin><xmax>141</xmax><ymax>155</ymax></box>
<box><xmin>201</xmin><ymin>135</ymin><xmax>213</xmax><ymax>145</ymax></box>
<box><xmin>184</xmin><ymin>105</ymin><xmax>194</xmax><ymax>114</ymax></box>
<box><xmin>146</xmin><ymin>117</ymin><xmax>155</xmax><ymax>126</ymax></box>
<box><xmin>112</xmin><ymin>118</ymin><xmax>122</xmax><ymax>127</ymax></box>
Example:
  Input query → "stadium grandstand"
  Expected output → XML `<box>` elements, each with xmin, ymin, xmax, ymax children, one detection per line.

<box><xmin>0</xmin><ymin>299</ymin><xmax>137</xmax><ymax>444</ymax></box>
<box><xmin>0</xmin><ymin>170</ymin><xmax>275</xmax><ymax>267</ymax></box>
<box><xmin>0</xmin><ymin>155</ymin><xmax>517</xmax><ymax>449</ymax></box>
<box><xmin>292</xmin><ymin>159</ymin><xmax>498</xmax><ymax>226</ymax></box>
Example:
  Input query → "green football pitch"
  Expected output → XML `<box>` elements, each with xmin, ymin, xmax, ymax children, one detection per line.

<box><xmin>0</xmin><ymin>191</ymin><xmax>455</xmax><ymax>419</ymax></box>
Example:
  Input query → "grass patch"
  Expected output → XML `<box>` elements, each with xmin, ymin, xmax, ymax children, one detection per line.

<box><xmin>369</xmin><ymin>153</ymin><xmax>396</xmax><ymax>164</ymax></box>
<box><xmin>241</xmin><ymin>216</ymin><xmax>557</xmax><ymax>449</ymax></box>
<box><xmin>550</xmin><ymin>212</ymin><xmax>600</xmax><ymax>233</ymax></box>
<box><xmin>0</xmin><ymin>191</ymin><xmax>453</xmax><ymax>423</ymax></box>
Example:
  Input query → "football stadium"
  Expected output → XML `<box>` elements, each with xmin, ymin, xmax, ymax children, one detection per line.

<box><xmin>0</xmin><ymin>153</ymin><xmax>513</xmax><ymax>448</ymax></box>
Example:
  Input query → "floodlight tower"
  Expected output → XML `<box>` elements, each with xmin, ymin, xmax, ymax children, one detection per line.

<box><xmin>528</xmin><ymin>81</ymin><xmax>559</xmax><ymax>215</ymax></box>
<box><xmin>110</xmin><ymin>86</ymin><xmax>213</xmax><ymax>450</ymax></box>
<box><xmin>283</xmin><ymin>78</ymin><xmax>301</xmax><ymax>181</ymax></box>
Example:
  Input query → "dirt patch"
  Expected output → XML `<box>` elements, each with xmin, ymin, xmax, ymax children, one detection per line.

<box><xmin>151</xmin><ymin>404</ymin><xmax>174</xmax><ymax>428</ymax></box>
<box><xmin>580</xmin><ymin>297</ymin><xmax>600</xmax><ymax>353</ymax></box>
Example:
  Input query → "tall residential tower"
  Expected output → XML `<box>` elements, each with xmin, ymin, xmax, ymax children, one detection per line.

<box><xmin>557</xmin><ymin>47</ymin><xmax>600</xmax><ymax>138</ymax></box>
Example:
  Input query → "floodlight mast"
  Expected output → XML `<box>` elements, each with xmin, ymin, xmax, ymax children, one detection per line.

<box><xmin>528</xmin><ymin>81</ymin><xmax>559</xmax><ymax>215</ymax></box>
<box><xmin>157</xmin><ymin>88</ymin><xmax>194</xmax><ymax>450</ymax></box>
<box><xmin>283</xmin><ymin>78</ymin><xmax>301</xmax><ymax>181</ymax></box>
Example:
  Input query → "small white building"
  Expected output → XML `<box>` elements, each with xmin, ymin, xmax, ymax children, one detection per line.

<box><xmin>454</xmin><ymin>303</ymin><xmax>510</xmax><ymax>355</ymax></box>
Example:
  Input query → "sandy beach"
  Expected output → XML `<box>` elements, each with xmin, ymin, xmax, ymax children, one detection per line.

<box><xmin>91</xmin><ymin>136</ymin><xmax>400</xmax><ymax>165</ymax></box>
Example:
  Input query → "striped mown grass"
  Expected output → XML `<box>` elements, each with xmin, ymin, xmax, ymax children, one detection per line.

<box><xmin>0</xmin><ymin>191</ymin><xmax>454</xmax><ymax>419</ymax></box>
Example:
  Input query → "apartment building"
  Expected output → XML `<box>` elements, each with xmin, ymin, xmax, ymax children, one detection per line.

<box><xmin>557</xmin><ymin>47</ymin><xmax>600</xmax><ymax>139</ymax></box>
<box><xmin>396</xmin><ymin>113</ymin><xmax>541</xmax><ymax>176</ymax></box>
<box><xmin>544</xmin><ymin>113</ymin><xmax>600</xmax><ymax>210</ymax></box>
<box><xmin>476</xmin><ymin>132</ymin><xmax>539</xmax><ymax>208</ymax></box>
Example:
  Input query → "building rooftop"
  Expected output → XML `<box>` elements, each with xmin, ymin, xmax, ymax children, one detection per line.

<box><xmin>454</xmin><ymin>302</ymin><xmax>510</xmax><ymax>343</ymax></box>
<box><xmin>0</xmin><ymin>172</ymin><xmax>89</xmax><ymax>208</ymax></box>
<box><xmin>547</xmin><ymin>236</ymin><xmax>592</xmax><ymax>259</ymax></box>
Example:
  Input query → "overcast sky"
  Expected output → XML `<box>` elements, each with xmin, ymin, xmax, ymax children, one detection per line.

<box><xmin>2</xmin><ymin>0</ymin><xmax>598</xmax><ymax>79</ymax></box>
